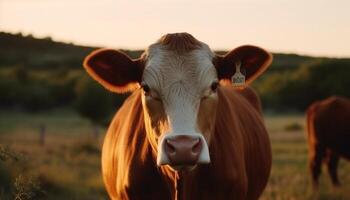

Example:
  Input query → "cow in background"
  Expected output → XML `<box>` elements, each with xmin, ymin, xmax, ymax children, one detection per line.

<box><xmin>306</xmin><ymin>96</ymin><xmax>350</xmax><ymax>189</ymax></box>
<box><xmin>83</xmin><ymin>33</ymin><xmax>272</xmax><ymax>200</ymax></box>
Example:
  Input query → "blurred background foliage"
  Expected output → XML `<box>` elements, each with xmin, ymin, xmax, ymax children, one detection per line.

<box><xmin>0</xmin><ymin>32</ymin><xmax>129</xmax><ymax>116</ymax></box>
<box><xmin>254</xmin><ymin>59</ymin><xmax>350</xmax><ymax>112</ymax></box>
<box><xmin>1</xmin><ymin>32</ymin><xmax>350</xmax><ymax>199</ymax></box>
<box><xmin>1</xmin><ymin>32</ymin><xmax>349</xmax><ymax>116</ymax></box>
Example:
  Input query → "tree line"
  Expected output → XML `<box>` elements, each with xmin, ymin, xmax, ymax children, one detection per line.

<box><xmin>255</xmin><ymin>59</ymin><xmax>350</xmax><ymax>111</ymax></box>
<box><xmin>0</xmin><ymin>32</ymin><xmax>349</xmax><ymax>124</ymax></box>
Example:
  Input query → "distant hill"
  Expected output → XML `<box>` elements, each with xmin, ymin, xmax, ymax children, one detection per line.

<box><xmin>0</xmin><ymin>32</ymin><xmax>338</xmax><ymax>71</ymax></box>
<box><xmin>0</xmin><ymin>32</ymin><xmax>349</xmax><ymax>112</ymax></box>
<box><xmin>0</xmin><ymin>32</ymin><xmax>143</xmax><ymax>69</ymax></box>
<box><xmin>0</xmin><ymin>32</ymin><xmax>94</xmax><ymax>69</ymax></box>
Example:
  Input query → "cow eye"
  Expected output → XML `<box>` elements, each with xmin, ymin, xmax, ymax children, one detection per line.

<box><xmin>141</xmin><ymin>82</ymin><xmax>151</xmax><ymax>95</ymax></box>
<box><xmin>211</xmin><ymin>81</ymin><xmax>219</xmax><ymax>92</ymax></box>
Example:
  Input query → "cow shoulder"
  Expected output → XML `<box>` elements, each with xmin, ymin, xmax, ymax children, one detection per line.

<box><xmin>235</xmin><ymin>86</ymin><xmax>263</xmax><ymax>115</ymax></box>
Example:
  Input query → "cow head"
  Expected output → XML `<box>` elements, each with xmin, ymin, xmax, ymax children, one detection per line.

<box><xmin>84</xmin><ymin>33</ymin><xmax>272</xmax><ymax>171</ymax></box>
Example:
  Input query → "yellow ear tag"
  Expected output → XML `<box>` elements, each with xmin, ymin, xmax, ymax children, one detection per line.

<box><xmin>232</xmin><ymin>61</ymin><xmax>246</xmax><ymax>88</ymax></box>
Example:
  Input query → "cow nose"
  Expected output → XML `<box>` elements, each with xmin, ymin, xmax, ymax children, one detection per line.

<box><xmin>164</xmin><ymin>135</ymin><xmax>202</xmax><ymax>166</ymax></box>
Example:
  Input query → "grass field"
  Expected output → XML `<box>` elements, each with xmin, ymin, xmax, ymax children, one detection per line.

<box><xmin>0</xmin><ymin>110</ymin><xmax>349</xmax><ymax>199</ymax></box>
<box><xmin>262</xmin><ymin>115</ymin><xmax>350</xmax><ymax>200</ymax></box>
<box><xmin>0</xmin><ymin>109</ymin><xmax>108</xmax><ymax>200</ymax></box>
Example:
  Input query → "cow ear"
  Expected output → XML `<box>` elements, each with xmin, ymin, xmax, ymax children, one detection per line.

<box><xmin>83</xmin><ymin>49</ymin><xmax>144</xmax><ymax>93</ymax></box>
<box><xmin>215</xmin><ymin>45</ymin><xmax>272</xmax><ymax>85</ymax></box>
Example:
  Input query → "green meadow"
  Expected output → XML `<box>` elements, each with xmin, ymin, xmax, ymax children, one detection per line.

<box><xmin>1</xmin><ymin>110</ymin><xmax>349</xmax><ymax>200</ymax></box>
<box><xmin>0</xmin><ymin>110</ymin><xmax>108</xmax><ymax>200</ymax></box>
<box><xmin>262</xmin><ymin>115</ymin><xmax>350</xmax><ymax>200</ymax></box>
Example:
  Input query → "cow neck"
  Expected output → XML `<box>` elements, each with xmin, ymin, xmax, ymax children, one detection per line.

<box><xmin>173</xmin><ymin>170</ymin><xmax>196</xmax><ymax>200</ymax></box>
<box><xmin>157</xmin><ymin>167</ymin><xmax>191</xmax><ymax>200</ymax></box>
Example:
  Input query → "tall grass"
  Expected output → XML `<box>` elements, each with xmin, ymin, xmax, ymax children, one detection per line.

<box><xmin>0</xmin><ymin>110</ymin><xmax>349</xmax><ymax>199</ymax></box>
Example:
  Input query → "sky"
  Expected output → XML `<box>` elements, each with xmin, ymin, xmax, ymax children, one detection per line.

<box><xmin>1</xmin><ymin>0</ymin><xmax>350</xmax><ymax>57</ymax></box>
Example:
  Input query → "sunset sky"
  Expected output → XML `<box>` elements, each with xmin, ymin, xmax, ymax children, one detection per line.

<box><xmin>1</xmin><ymin>0</ymin><xmax>349</xmax><ymax>57</ymax></box>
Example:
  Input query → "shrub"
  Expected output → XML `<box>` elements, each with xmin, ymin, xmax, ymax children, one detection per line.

<box><xmin>257</xmin><ymin>59</ymin><xmax>350</xmax><ymax>111</ymax></box>
<box><xmin>20</xmin><ymin>84</ymin><xmax>55</xmax><ymax>112</ymax></box>
<box><xmin>0</xmin><ymin>145</ymin><xmax>41</xmax><ymax>200</ymax></box>
<box><xmin>0</xmin><ymin>74</ymin><xmax>57</xmax><ymax>112</ymax></box>
<box><xmin>74</xmin><ymin>76</ymin><xmax>115</xmax><ymax>125</ymax></box>
<box><xmin>13</xmin><ymin>175</ymin><xmax>46</xmax><ymax>200</ymax></box>
<box><xmin>47</xmin><ymin>77</ymin><xmax>77</xmax><ymax>106</ymax></box>
<box><xmin>0</xmin><ymin>78</ymin><xmax>21</xmax><ymax>108</ymax></box>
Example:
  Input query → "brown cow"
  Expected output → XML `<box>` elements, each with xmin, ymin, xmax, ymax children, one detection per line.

<box><xmin>306</xmin><ymin>96</ymin><xmax>350</xmax><ymax>189</ymax></box>
<box><xmin>83</xmin><ymin>33</ymin><xmax>272</xmax><ymax>200</ymax></box>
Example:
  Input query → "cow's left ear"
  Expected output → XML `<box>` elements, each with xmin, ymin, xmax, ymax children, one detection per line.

<box><xmin>214</xmin><ymin>45</ymin><xmax>272</xmax><ymax>85</ymax></box>
<box><xmin>83</xmin><ymin>49</ymin><xmax>144</xmax><ymax>93</ymax></box>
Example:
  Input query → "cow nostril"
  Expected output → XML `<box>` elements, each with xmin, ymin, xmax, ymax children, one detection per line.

<box><xmin>192</xmin><ymin>138</ymin><xmax>201</xmax><ymax>155</ymax></box>
<box><xmin>165</xmin><ymin>139</ymin><xmax>176</xmax><ymax>155</ymax></box>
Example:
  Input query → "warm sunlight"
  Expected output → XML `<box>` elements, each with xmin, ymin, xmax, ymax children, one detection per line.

<box><xmin>1</xmin><ymin>0</ymin><xmax>349</xmax><ymax>57</ymax></box>
<box><xmin>1</xmin><ymin>1</ymin><xmax>350</xmax><ymax>200</ymax></box>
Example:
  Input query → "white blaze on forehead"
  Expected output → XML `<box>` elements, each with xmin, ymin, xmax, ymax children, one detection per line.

<box><xmin>142</xmin><ymin>43</ymin><xmax>217</xmax><ymax>133</ymax></box>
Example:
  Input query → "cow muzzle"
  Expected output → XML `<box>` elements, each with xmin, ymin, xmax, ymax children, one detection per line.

<box><xmin>157</xmin><ymin>134</ymin><xmax>210</xmax><ymax>170</ymax></box>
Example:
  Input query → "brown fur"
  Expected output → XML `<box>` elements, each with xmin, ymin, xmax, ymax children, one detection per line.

<box><xmin>306</xmin><ymin>96</ymin><xmax>350</xmax><ymax>189</ymax></box>
<box><xmin>83</xmin><ymin>32</ymin><xmax>273</xmax><ymax>199</ymax></box>
<box><xmin>156</xmin><ymin>33</ymin><xmax>202</xmax><ymax>54</ymax></box>
<box><xmin>102</xmin><ymin>85</ymin><xmax>271</xmax><ymax>200</ymax></box>
<box><xmin>236</xmin><ymin>86</ymin><xmax>263</xmax><ymax>114</ymax></box>
<box><xmin>101</xmin><ymin>90</ymin><xmax>175</xmax><ymax>199</ymax></box>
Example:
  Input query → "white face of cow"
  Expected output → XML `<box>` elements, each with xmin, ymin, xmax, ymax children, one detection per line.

<box><xmin>141</xmin><ymin>43</ymin><xmax>218</xmax><ymax>169</ymax></box>
<box><xmin>83</xmin><ymin>32</ymin><xmax>272</xmax><ymax>172</ymax></box>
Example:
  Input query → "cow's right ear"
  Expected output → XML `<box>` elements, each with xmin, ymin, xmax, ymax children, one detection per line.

<box><xmin>83</xmin><ymin>49</ymin><xmax>144</xmax><ymax>93</ymax></box>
